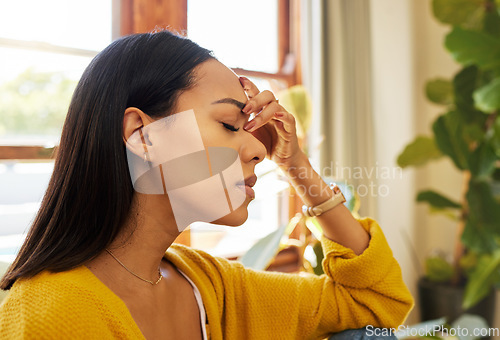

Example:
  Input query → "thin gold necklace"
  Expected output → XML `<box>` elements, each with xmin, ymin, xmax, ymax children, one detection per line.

<box><xmin>105</xmin><ymin>249</ymin><xmax>163</xmax><ymax>285</ymax></box>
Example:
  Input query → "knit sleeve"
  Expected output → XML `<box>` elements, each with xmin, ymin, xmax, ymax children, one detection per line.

<box><xmin>202</xmin><ymin>217</ymin><xmax>414</xmax><ymax>340</ymax></box>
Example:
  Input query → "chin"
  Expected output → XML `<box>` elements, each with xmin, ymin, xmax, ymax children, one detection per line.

<box><xmin>211</xmin><ymin>198</ymin><xmax>251</xmax><ymax>226</ymax></box>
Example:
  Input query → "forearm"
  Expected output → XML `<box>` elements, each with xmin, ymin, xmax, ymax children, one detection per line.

<box><xmin>284</xmin><ymin>153</ymin><xmax>370</xmax><ymax>255</ymax></box>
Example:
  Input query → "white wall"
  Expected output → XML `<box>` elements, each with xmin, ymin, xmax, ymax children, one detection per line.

<box><xmin>411</xmin><ymin>0</ymin><xmax>462</xmax><ymax>266</ymax></box>
<box><xmin>370</xmin><ymin>0</ymin><xmax>419</xmax><ymax>325</ymax></box>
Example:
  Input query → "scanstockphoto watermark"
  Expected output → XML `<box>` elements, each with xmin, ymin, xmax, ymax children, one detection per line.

<box><xmin>365</xmin><ymin>324</ymin><xmax>500</xmax><ymax>338</ymax></box>
<box><xmin>288</xmin><ymin>162</ymin><xmax>403</xmax><ymax>198</ymax></box>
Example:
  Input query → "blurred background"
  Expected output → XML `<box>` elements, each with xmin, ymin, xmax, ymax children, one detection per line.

<box><xmin>1</xmin><ymin>0</ymin><xmax>499</xmax><ymax>334</ymax></box>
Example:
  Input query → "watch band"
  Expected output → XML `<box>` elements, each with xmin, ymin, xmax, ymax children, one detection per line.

<box><xmin>302</xmin><ymin>183</ymin><xmax>346</xmax><ymax>217</ymax></box>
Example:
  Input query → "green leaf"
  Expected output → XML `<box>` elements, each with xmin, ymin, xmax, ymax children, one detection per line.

<box><xmin>459</xmin><ymin>251</ymin><xmax>478</xmax><ymax>277</ymax></box>
<box><xmin>473</xmin><ymin>77</ymin><xmax>500</xmax><ymax>111</ymax></box>
<box><xmin>312</xmin><ymin>241</ymin><xmax>325</xmax><ymax>276</ymax></box>
<box><xmin>397</xmin><ymin>136</ymin><xmax>443</xmax><ymax>168</ymax></box>
<box><xmin>468</xmin><ymin>141</ymin><xmax>497</xmax><ymax>178</ymax></box>
<box><xmin>278</xmin><ymin>85</ymin><xmax>312</xmax><ymax>133</ymax></box>
<box><xmin>239</xmin><ymin>216</ymin><xmax>300</xmax><ymax>270</ymax></box>
<box><xmin>425</xmin><ymin>256</ymin><xmax>454</xmax><ymax>282</ymax></box>
<box><xmin>453</xmin><ymin>67</ymin><xmax>489</xmax><ymax>140</ymax></box>
<box><xmin>468</xmin><ymin>179</ymin><xmax>500</xmax><ymax>232</ymax></box>
<box><xmin>454</xmin><ymin>66</ymin><xmax>478</xmax><ymax>114</ymax></box>
<box><xmin>433</xmin><ymin>0</ymin><xmax>485</xmax><ymax>29</ymax></box>
<box><xmin>432</xmin><ymin>111</ymin><xmax>470</xmax><ymax>170</ymax></box>
<box><xmin>445</xmin><ymin>27</ymin><xmax>500</xmax><ymax>69</ymax></box>
<box><xmin>462</xmin><ymin>179</ymin><xmax>500</xmax><ymax>252</ymax></box>
<box><xmin>463</xmin><ymin>123</ymin><xmax>485</xmax><ymax>144</ymax></box>
<box><xmin>429</xmin><ymin>206</ymin><xmax>461</xmax><ymax>220</ymax></box>
<box><xmin>417</xmin><ymin>190</ymin><xmax>462</xmax><ymax>209</ymax></box>
<box><xmin>492</xmin><ymin>180</ymin><xmax>500</xmax><ymax>198</ymax></box>
<box><xmin>493</xmin><ymin>168</ymin><xmax>500</xmax><ymax>182</ymax></box>
<box><xmin>453</xmin><ymin>66</ymin><xmax>489</xmax><ymax>129</ymax></box>
<box><xmin>493</xmin><ymin>115</ymin><xmax>500</xmax><ymax>156</ymax></box>
<box><xmin>462</xmin><ymin>219</ymin><xmax>499</xmax><ymax>253</ymax></box>
<box><xmin>305</xmin><ymin>218</ymin><xmax>323</xmax><ymax>240</ymax></box>
<box><xmin>463</xmin><ymin>250</ymin><xmax>500</xmax><ymax>309</ymax></box>
<box><xmin>484</xmin><ymin>2</ymin><xmax>500</xmax><ymax>36</ymax></box>
<box><xmin>426</xmin><ymin>78</ymin><xmax>454</xmax><ymax>105</ymax></box>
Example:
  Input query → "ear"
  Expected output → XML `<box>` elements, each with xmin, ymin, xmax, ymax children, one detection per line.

<box><xmin>123</xmin><ymin>107</ymin><xmax>151</xmax><ymax>143</ymax></box>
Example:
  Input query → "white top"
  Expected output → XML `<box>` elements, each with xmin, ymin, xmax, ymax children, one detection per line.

<box><xmin>178</xmin><ymin>269</ymin><xmax>208</xmax><ymax>340</ymax></box>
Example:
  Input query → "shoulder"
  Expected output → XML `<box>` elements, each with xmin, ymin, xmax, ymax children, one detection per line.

<box><xmin>9</xmin><ymin>266</ymin><xmax>101</xmax><ymax>301</ymax></box>
<box><xmin>0</xmin><ymin>266</ymin><xmax>129</xmax><ymax>338</ymax></box>
<box><xmin>1</xmin><ymin>267</ymin><xmax>104</xmax><ymax>317</ymax></box>
<box><xmin>166</xmin><ymin>243</ymin><xmax>240</xmax><ymax>272</ymax></box>
<box><xmin>165</xmin><ymin>243</ymin><xmax>253</xmax><ymax>286</ymax></box>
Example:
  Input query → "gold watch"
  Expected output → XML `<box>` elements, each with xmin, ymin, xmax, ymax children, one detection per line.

<box><xmin>302</xmin><ymin>183</ymin><xmax>346</xmax><ymax>217</ymax></box>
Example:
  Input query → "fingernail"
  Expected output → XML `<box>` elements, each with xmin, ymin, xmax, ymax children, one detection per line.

<box><xmin>242</xmin><ymin>104</ymin><xmax>252</xmax><ymax>113</ymax></box>
<box><xmin>275</xmin><ymin>112</ymin><xmax>284</xmax><ymax>118</ymax></box>
<box><xmin>244</xmin><ymin>120</ymin><xmax>256</xmax><ymax>131</ymax></box>
<box><xmin>239</xmin><ymin>76</ymin><xmax>248</xmax><ymax>84</ymax></box>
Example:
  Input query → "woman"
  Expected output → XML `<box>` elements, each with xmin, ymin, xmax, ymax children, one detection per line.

<box><xmin>0</xmin><ymin>30</ymin><xmax>413</xmax><ymax>339</ymax></box>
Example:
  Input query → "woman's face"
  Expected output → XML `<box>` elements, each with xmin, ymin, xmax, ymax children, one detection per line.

<box><xmin>172</xmin><ymin>59</ymin><xmax>267</xmax><ymax>226</ymax></box>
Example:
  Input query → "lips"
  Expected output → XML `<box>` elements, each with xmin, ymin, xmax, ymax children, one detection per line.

<box><xmin>236</xmin><ymin>174</ymin><xmax>257</xmax><ymax>199</ymax></box>
<box><xmin>244</xmin><ymin>174</ymin><xmax>257</xmax><ymax>188</ymax></box>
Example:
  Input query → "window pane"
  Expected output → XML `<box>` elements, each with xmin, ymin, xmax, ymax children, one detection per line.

<box><xmin>0</xmin><ymin>0</ymin><xmax>112</xmax><ymax>146</ymax></box>
<box><xmin>0</xmin><ymin>161</ymin><xmax>53</xmax><ymax>261</ymax></box>
<box><xmin>0</xmin><ymin>48</ymin><xmax>93</xmax><ymax>145</ymax></box>
<box><xmin>187</xmin><ymin>0</ymin><xmax>279</xmax><ymax>73</ymax></box>
<box><xmin>0</xmin><ymin>0</ymin><xmax>112</xmax><ymax>51</ymax></box>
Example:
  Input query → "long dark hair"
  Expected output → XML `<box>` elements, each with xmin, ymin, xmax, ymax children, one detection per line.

<box><xmin>0</xmin><ymin>30</ymin><xmax>213</xmax><ymax>290</ymax></box>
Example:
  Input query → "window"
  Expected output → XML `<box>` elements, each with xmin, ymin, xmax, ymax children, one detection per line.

<box><xmin>0</xmin><ymin>0</ymin><xmax>113</xmax><ymax>145</ymax></box>
<box><xmin>187</xmin><ymin>0</ymin><xmax>279</xmax><ymax>73</ymax></box>
<box><xmin>186</xmin><ymin>0</ymin><xmax>300</xmax><ymax>256</ymax></box>
<box><xmin>0</xmin><ymin>0</ymin><xmax>301</xmax><ymax>260</ymax></box>
<box><xmin>0</xmin><ymin>0</ymin><xmax>114</xmax><ymax>261</ymax></box>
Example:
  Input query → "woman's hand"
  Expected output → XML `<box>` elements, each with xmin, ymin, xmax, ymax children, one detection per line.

<box><xmin>239</xmin><ymin>77</ymin><xmax>304</xmax><ymax>170</ymax></box>
<box><xmin>239</xmin><ymin>77</ymin><xmax>368</xmax><ymax>254</ymax></box>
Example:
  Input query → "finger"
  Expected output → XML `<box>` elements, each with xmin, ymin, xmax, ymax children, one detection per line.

<box><xmin>239</xmin><ymin>76</ymin><xmax>260</xmax><ymax>99</ymax></box>
<box><xmin>243</xmin><ymin>101</ymin><xmax>281</xmax><ymax>132</ymax></box>
<box><xmin>272</xmin><ymin>111</ymin><xmax>296</xmax><ymax>135</ymax></box>
<box><xmin>273</xmin><ymin>120</ymin><xmax>293</xmax><ymax>142</ymax></box>
<box><xmin>251</xmin><ymin>126</ymin><xmax>274</xmax><ymax>158</ymax></box>
<box><xmin>242</xmin><ymin>90</ymin><xmax>277</xmax><ymax>114</ymax></box>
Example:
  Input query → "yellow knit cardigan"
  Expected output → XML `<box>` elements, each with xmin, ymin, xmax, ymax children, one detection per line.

<box><xmin>0</xmin><ymin>218</ymin><xmax>414</xmax><ymax>339</ymax></box>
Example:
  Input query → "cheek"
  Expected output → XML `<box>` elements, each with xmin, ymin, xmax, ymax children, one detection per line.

<box><xmin>194</xmin><ymin>115</ymin><xmax>221</xmax><ymax>146</ymax></box>
<box><xmin>200</xmin><ymin>126</ymin><xmax>221</xmax><ymax>147</ymax></box>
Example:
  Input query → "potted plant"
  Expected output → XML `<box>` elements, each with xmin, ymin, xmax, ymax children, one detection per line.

<box><xmin>397</xmin><ymin>0</ymin><xmax>500</xmax><ymax>327</ymax></box>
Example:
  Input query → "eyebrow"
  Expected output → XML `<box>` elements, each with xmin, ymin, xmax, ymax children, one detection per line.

<box><xmin>211</xmin><ymin>98</ymin><xmax>246</xmax><ymax>111</ymax></box>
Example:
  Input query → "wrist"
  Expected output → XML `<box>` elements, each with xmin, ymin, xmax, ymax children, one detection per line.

<box><xmin>281</xmin><ymin>151</ymin><xmax>310</xmax><ymax>176</ymax></box>
<box><xmin>283</xmin><ymin>154</ymin><xmax>333</xmax><ymax>207</ymax></box>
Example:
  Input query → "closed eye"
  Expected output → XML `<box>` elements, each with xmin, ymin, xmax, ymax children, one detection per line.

<box><xmin>221</xmin><ymin>122</ymin><xmax>240</xmax><ymax>132</ymax></box>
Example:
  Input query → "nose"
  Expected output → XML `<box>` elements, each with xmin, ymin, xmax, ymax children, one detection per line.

<box><xmin>240</xmin><ymin>132</ymin><xmax>266</xmax><ymax>165</ymax></box>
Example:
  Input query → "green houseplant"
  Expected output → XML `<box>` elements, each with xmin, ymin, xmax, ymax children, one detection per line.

<box><xmin>397</xmin><ymin>0</ymin><xmax>500</xmax><ymax>324</ymax></box>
